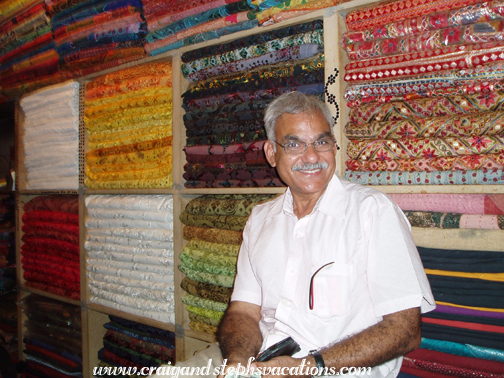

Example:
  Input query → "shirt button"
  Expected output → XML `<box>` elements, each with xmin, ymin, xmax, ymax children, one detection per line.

<box><xmin>282</xmin><ymin>299</ymin><xmax>290</xmax><ymax>306</ymax></box>
<box><xmin>290</xmin><ymin>269</ymin><xmax>295</xmax><ymax>274</ymax></box>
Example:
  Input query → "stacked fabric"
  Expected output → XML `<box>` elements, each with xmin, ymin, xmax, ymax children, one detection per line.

<box><xmin>84</xmin><ymin>62</ymin><xmax>173</xmax><ymax>189</ymax></box>
<box><xmin>21</xmin><ymin>195</ymin><xmax>80</xmax><ymax>300</ymax></box>
<box><xmin>20</xmin><ymin>294</ymin><xmax>82</xmax><ymax>378</ymax></box>
<box><xmin>0</xmin><ymin>194</ymin><xmax>15</xmax><ymax>292</ymax></box>
<box><xmin>179</xmin><ymin>194</ymin><xmax>276</xmax><ymax>335</ymax></box>
<box><xmin>20</xmin><ymin>80</ymin><xmax>79</xmax><ymax>190</ymax></box>
<box><xmin>181</xmin><ymin>20</ymin><xmax>325</xmax><ymax>188</ymax></box>
<box><xmin>0</xmin><ymin>291</ymin><xmax>18</xmax><ymax>361</ymax></box>
<box><xmin>95</xmin><ymin>315</ymin><xmax>175</xmax><ymax>375</ymax></box>
<box><xmin>143</xmin><ymin>0</ymin><xmax>258</xmax><ymax>57</ymax></box>
<box><xmin>386</xmin><ymin>193</ymin><xmax>504</xmax><ymax>377</ymax></box>
<box><xmin>0</xmin><ymin>1</ymin><xmax>65</xmax><ymax>98</ymax></box>
<box><xmin>341</xmin><ymin>0</ymin><xmax>504</xmax><ymax>185</ymax></box>
<box><xmin>49</xmin><ymin>0</ymin><xmax>147</xmax><ymax>78</ymax></box>
<box><xmin>85</xmin><ymin>195</ymin><xmax>175</xmax><ymax>324</ymax></box>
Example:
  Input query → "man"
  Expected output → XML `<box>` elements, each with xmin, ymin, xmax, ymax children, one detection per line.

<box><xmin>217</xmin><ymin>92</ymin><xmax>435</xmax><ymax>378</ymax></box>
<box><xmin>151</xmin><ymin>92</ymin><xmax>434</xmax><ymax>378</ymax></box>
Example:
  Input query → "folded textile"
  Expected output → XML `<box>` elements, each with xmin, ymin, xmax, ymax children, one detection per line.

<box><xmin>345</xmin><ymin>169</ymin><xmax>504</xmax><ymax>185</ymax></box>
<box><xmin>179</xmin><ymin>253</ymin><xmax>236</xmax><ymax>276</ymax></box>
<box><xmin>186</xmin><ymin>304</ymin><xmax>224</xmax><ymax>320</ymax></box>
<box><xmin>185</xmin><ymin>239</ymin><xmax>240</xmax><ymax>256</ymax></box>
<box><xmin>422</xmin><ymin>316</ymin><xmax>504</xmax><ymax>334</ymax></box>
<box><xmin>420</xmin><ymin>337</ymin><xmax>504</xmax><ymax>362</ymax></box>
<box><xmin>23</xmin><ymin>195</ymin><xmax>79</xmax><ymax>213</ymax></box>
<box><xmin>179</xmin><ymin>211</ymin><xmax>247</xmax><ymax>231</ymax></box>
<box><xmin>104</xmin><ymin>329</ymin><xmax>174</xmax><ymax>360</ymax></box>
<box><xmin>181</xmin><ymin>293</ymin><xmax>228</xmax><ymax>312</ymax></box>
<box><xmin>184</xmin><ymin>194</ymin><xmax>275</xmax><ymax>216</ymax></box>
<box><xmin>183</xmin><ymin>225</ymin><xmax>243</xmax><ymax>245</ymax></box>
<box><xmin>184</xmin><ymin>178</ymin><xmax>285</xmax><ymax>188</ymax></box>
<box><xmin>389</xmin><ymin>193</ymin><xmax>504</xmax><ymax>214</ymax></box>
<box><xmin>178</xmin><ymin>263</ymin><xmax>234</xmax><ymax>287</ymax></box>
<box><xmin>181</xmin><ymin>277</ymin><xmax>232</xmax><ymax>304</ymax></box>
<box><xmin>104</xmin><ymin>319</ymin><xmax>174</xmax><ymax>348</ymax></box>
<box><xmin>189</xmin><ymin>320</ymin><xmax>218</xmax><ymax>335</ymax></box>
<box><xmin>418</xmin><ymin>247</ymin><xmax>504</xmax><ymax>272</ymax></box>
<box><xmin>87</xmin><ymin>272</ymin><xmax>174</xmax><ymax>292</ymax></box>
<box><xmin>413</xmin><ymin>228</ymin><xmax>504</xmax><ymax>251</ymax></box>
<box><xmin>427</xmin><ymin>309</ymin><xmax>504</xmax><ymax>326</ymax></box>
<box><xmin>188</xmin><ymin>312</ymin><xmax>222</xmax><ymax>327</ymax></box>
<box><xmin>422</xmin><ymin>322</ymin><xmax>504</xmax><ymax>349</ymax></box>
<box><xmin>255</xmin><ymin>0</ymin><xmax>338</xmax><ymax>26</ymax></box>
<box><xmin>405</xmin><ymin>212</ymin><xmax>504</xmax><ymax>230</ymax></box>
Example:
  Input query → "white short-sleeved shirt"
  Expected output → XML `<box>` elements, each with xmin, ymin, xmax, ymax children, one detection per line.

<box><xmin>231</xmin><ymin>174</ymin><xmax>435</xmax><ymax>378</ymax></box>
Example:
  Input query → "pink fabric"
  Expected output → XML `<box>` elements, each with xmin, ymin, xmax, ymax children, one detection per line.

<box><xmin>460</xmin><ymin>214</ymin><xmax>503</xmax><ymax>229</ymax></box>
<box><xmin>387</xmin><ymin>194</ymin><xmax>504</xmax><ymax>214</ymax></box>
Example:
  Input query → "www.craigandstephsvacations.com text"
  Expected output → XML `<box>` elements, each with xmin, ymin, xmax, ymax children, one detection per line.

<box><xmin>93</xmin><ymin>358</ymin><xmax>373</xmax><ymax>377</ymax></box>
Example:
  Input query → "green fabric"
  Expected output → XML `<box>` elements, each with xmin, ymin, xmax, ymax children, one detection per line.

<box><xmin>183</xmin><ymin>246</ymin><xmax>237</xmax><ymax>268</ymax></box>
<box><xmin>179</xmin><ymin>252</ymin><xmax>236</xmax><ymax>276</ymax></box>
<box><xmin>182</xmin><ymin>293</ymin><xmax>228</xmax><ymax>312</ymax></box>
<box><xmin>186</xmin><ymin>239</ymin><xmax>240</xmax><ymax>256</ymax></box>
<box><xmin>188</xmin><ymin>312</ymin><xmax>222</xmax><ymax>327</ymax></box>
<box><xmin>189</xmin><ymin>320</ymin><xmax>218</xmax><ymax>335</ymax></box>
<box><xmin>181</xmin><ymin>277</ymin><xmax>231</xmax><ymax>304</ymax></box>
<box><xmin>178</xmin><ymin>263</ymin><xmax>235</xmax><ymax>287</ymax></box>
<box><xmin>186</xmin><ymin>304</ymin><xmax>224</xmax><ymax>320</ymax></box>
<box><xmin>179</xmin><ymin>211</ymin><xmax>247</xmax><ymax>231</ymax></box>
<box><xmin>404</xmin><ymin>211</ymin><xmax>460</xmax><ymax>228</ymax></box>
<box><xmin>184</xmin><ymin>194</ymin><xmax>277</xmax><ymax>216</ymax></box>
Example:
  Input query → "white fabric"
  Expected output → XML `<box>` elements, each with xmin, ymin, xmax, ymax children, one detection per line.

<box><xmin>232</xmin><ymin>174</ymin><xmax>435</xmax><ymax>378</ymax></box>
<box><xmin>86</xmin><ymin>264</ymin><xmax>174</xmax><ymax>283</ymax></box>
<box><xmin>87</xmin><ymin>258</ymin><xmax>174</xmax><ymax>274</ymax></box>
<box><xmin>88</xmin><ymin>250</ymin><xmax>174</xmax><ymax>266</ymax></box>
<box><xmin>85</xmin><ymin>194</ymin><xmax>173</xmax><ymax>211</ymax></box>
<box><xmin>89</xmin><ymin>285</ymin><xmax>174</xmax><ymax>311</ymax></box>
<box><xmin>88</xmin><ymin>272</ymin><xmax>175</xmax><ymax>291</ymax></box>
<box><xmin>85</xmin><ymin>234</ymin><xmax>174</xmax><ymax>249</ymax></box>
<box><xmin>89</xmin><ymin>280</ymin><xmax>175</xmax><ymax>302</ymax></box>
<box><xmin>86</xmin><ymin>227</ymin><xmax>174</xmax><ymax>241</ymax></box>
<box><xmin>85</xmin><ymin>217</ymin><xmax>173</xmax><ymax>230</ymax></box>
<box><xmin>85</xmin><ymin>241</ymin><xmax>174</xmax><ymax>257</ymax></box>
<box><xmin>86</xmin><ymin>208</ymin><xmax>173</xmax><ymax>222</ymax></box>
<box><xmin>20</xmin><ymin>81</ymin><xmax>79</xmax><ymax>190</ymax></box>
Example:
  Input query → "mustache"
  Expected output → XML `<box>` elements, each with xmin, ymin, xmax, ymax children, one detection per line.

<box><xmin>291</xmin><ymin>162</ymin><xmax>329</xmax><ymax>171</ymax></box>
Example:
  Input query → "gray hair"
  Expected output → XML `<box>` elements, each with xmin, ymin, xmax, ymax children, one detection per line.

<box><xmin>263</xmin><ymin>91</ymin><xmax>334</xmax><ymax>141</ymax></box>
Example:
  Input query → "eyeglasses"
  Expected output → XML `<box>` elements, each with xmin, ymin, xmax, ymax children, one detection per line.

<box><xmin>309</xmin><ymin>261</ymin><xmax>335</xmax><ymax>310</ymax></box>
<box><xmin>274</xmin><ymin>138</ymin><xmax>337</xmax><ymax>155</ymax></box>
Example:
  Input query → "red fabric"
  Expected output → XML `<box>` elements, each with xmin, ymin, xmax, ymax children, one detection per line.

<box><xmin>21</xmin><ymin>254</ymin><xmax>80</xmax><ymax>275</ymax></box>
<box><xmin>21</xmin><ymin>238</ymin><xmax>79</xmax><ymax>255</ymax></box>
<box><xmin>25</xmin><ymin>343</ymin><xmax>80</xmax><ymax>369</ymax></box>
<box><xmin>22</xmin><ymin>221</ymin><xmax>79</xmax><ymax>235</ymax></box>
<box><xmin>485</xmin><ymin>194</ymin><xmax>504</xmax><ymax>215</ymax></box>
<box><xmin>23</xmin><ymin>263</ymin><xmax>80</xmax><ymax>283</ymax></box>
<box><xmin>23</xmin><ymin>196</ymin><xmax>79</xmax><ymax>214</ymax></box>
<box><xmin>400</xmin><ymin>364</ymin><xmax>455</xmax><ymax>378</ymax></box>
<box><xmin>422</xmin><ymin>316</ymin><xmax>504</xmax><ymax>334</ymax></box>
<box><xmin>22</xmin><ymin>211</ymin><xmax>79</xmax><ymax>225</ymax></box>
<box><xmin>22</xmin><ymin>230</ymin><xmax>79</xmax><ymax>245</ymax></box>
<box><xmin>24</xmin><ymin>281</ymin><xmax>80</xmax><ymax>300</ymax></box>
<box><xmin>404</xmin><ymin>348</ymin><xmax>504</xmax><ymax>375</ymax></box>
<box><xmin>0</xmin><ymin>33</ymin><xmax>53</xmax><ymax>64</ymax></box>
<box><xmin>21</xmin><ymin>244</ymin><xmax>79</xmax><ymax>261</ymax></box>
<box><xmin>21</xmin><ymin>247</ymin><xmax>79</xmax><ymax>263</ymax></box>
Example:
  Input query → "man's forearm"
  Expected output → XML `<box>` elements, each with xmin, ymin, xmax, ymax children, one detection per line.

<box><xmin>311</xmin><ymin>307</ymin><xmax>421</xmax><ymax>372</ymax></box>
<box><xmin>218</xmin><ymin>302</ymin><xmax>263</xmax><ymax>363</ymax></box>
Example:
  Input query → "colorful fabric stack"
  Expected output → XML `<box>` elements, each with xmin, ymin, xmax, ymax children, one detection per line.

<box><xmin>143</xmin><ymin>0</ymin><xmax>258</xmax><ymax>57</ymax></box>
<box><xmin>95</xmin><ymin>315</ymin><xmax>175</xmax><ymax>375</ymax></box>
<box><xmin>0</xmin><ymin>194</ymin><xmax>15</xmax><ymax>292</ymax></box>
<box><xmin>21</xmin><ymin>195</ymin><xmax>80</xmax><ymax>300</ymax></box>
<box><xmin>386</xmin><ymin>193</ymin><xmax>504</xmax><ymax>376</ymax></box>
<box><xmin>20</xmin><ymin>80</ymin><xmax>79</xmax><ymax>190</ymax></box>
<box><xmin>20</xmin><ymin>294</ymin><xmax>82</xmax><ymax>378</ymax></box>
<box><xmin>49</xmin><ymin>0</ymin><xmax>147</xmax><ymax>78</ymax></box>
<box><xmin>179</xmin><ymin>194</ymin><xmax>276</xmax><ymax>335</ymax></box>
<box><xmin>84</xmin><ymin>62</ymin><xmax>173</xmax><ymax>189</ymax></box>
<box><xmin>342</xmin><ymin>0</ymin><xmax>504</xmax><ymax>185</ymax></box>
<box><xmin>252</xmin><ymin>0</ymin><xmax>340</xmax><ymax>26</ymax></box>
<box><xmin>181</xmin><ymin>20</ymin><xmax>325</xmax><ymax>188</ymax></box>
<box><xmin>85</xmin><ymin>195</ymin><xmax>175</xmax><ymax>323</ymax></box>
<box><xmin>0</xmin><ymin>1</ymin><xmax>65</xmax><ymax>98</ymax></box>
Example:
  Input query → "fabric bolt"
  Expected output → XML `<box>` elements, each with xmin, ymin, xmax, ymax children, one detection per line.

<box><xmin>434</xmin><ymin>303</ymin><xmax>504</xmax><ymax>319</ymax></box>
<box><xmin>404</xmin><ymin>211</ymin><xmax>504</xmax><ymax>229</ymax></box>
<box><xmin>87</xmin><ymin>250</ymin><xmax>174</xmax><ymax>267</ymax></box>
<box><xmin>404</xmin><ymin>348</ymin><xmax>504</xmax><ymax>377</ymax></box>
<box><xmin>186</xmin><ymin>304</ymin><xmax>225</xmax><ymax>320</ymax></box>
<box><xmin>186</xmin><ymin>239</ymin><xmax>240</xmax><ymax>255</ymax></box>
<box><xmin>178</xmin><ymin>263</ymin><xmax>235</xmax><ymax>287</ymax></box>
<box><xmin>86</xmin><ymin>258</ymin><xmax>173</xmax><ymax>276</ymax></box>
<box><xmin>142</xmin><ymin>0</ymin><xmax>243</xmax><ymax>23</ymax></box>
<box><xmin>144</xmin><ymin>11</ymin><xmax>255</xmax><ymax>54</ymax></box>
<box><xmin>184</xmin><ymin>98</ymin><xmax>271</xmax><ymax>122</ymax></box>
<box><xmin>183</xmin><ymin>164</ymin><xmax>276</xmax><ymax>181</ymax></box>
<box><xmin>184</xmin><ymin>194</ymin><xmax>275</xmax><ymax>216</ymax></box>
<box><xmin>86</xmin><ymin>227</ymin><xmax>173</xmax><ymax>242</ymax></box>
<box><xmin>387</xmin><ymin>193</ymin><xmax>504</xmax><ymax>214</ymax></box>
<box><xmin>189</xmin><ymin>320</ymin><xmax>219</xmax><ymax>335</ymax></box>
<box><xmin>102</xmin><ymin>339</ymin><xmax>164</xmax><ymax>366</ymax></box>
<box><xmin>345</xmin><ymin>111</ymin><xmax>504</xmax><ymax>140</ymax></box>
<box><xmin>426</xmin><ymin>269</ymin><xmax>504</xmax><ymax>282</ymax></box>
<box><xmin>181</xmin><ymin>247</ymin><xmax>237</xmax><ymax>268</ymax></box>
<box><xmin>88</xmin><ymin>272</ymin><xmax>174</xmax><ymax>292</ymax></box>
<box><xmin>179</xmin><ymin>253</ymin><xmax>236</xmax><ymax>276</ymax></box>
<box><xmin>185</xmin><ymin>178</ymin><xmax>285</xmax><ymax>188</ymax></box>
<box><xmin>345</xmin><ymin>0</ymin><xmax>484</xmax><ymax>31</ymax></box>
<box><xmin>104</xmin><ymin>329</ymin><xmax>174</xmax><ymax>360</ymax></box>
<box><xmin>181</xmin><ymin>277</ymin><xmax>232</xmax><ymax>303</ymax></box>
<box><xmin>255</xmin><ymin>0</ymin><xmax>338</xmax><ymax>25</ymax></box>
<box><xmin>85</xmin><ymin>217</ymin><xmax>173</xmax><ymax>230</ymax></box>
<box><xmin>185</xmin><ymin>130</ymin><xmax>267</xmax><ymax>147</ymax></box>
<box><xmin>145</xmin><ymin>0</ymin><xmax>255</xmax><ymax>43</ymax></box>
<box><xmin>344</xmin><ymin>21</ymin><xmax>504</xmax><ymax>61</ymax></box>
<box><xmin>188</xmin><ymin>312</ymin><xmax>222</xmax><ymax>327</ymax></box>
<box><xmin>412</xmin><ymin>228</ymin><xmax>504</xmax><ymax>252</ymax></box>
<box><xmin>105</xmin><ymin>319</ymin><xmax>175</xmax><ymax>348</ymax></box>
<box><xmin>85</xmin><ymin>234</ymin><xmax>174</xmax><ymax>249</ymax></box>
<box><xmin>86</xmin><ymin>207</ymin><xmax>173</xmax><ymax>223</ymax></box>
<box><xmin>184</xmin><ymin>141</ymin><xmax>265</xmax><ymax>156</ymax></box>
<box><xmin>417</xmin><ymin>247</ymin><xmax>504</xmax><ymax>272</ymax></box>
<box><xmin>183</xmin><ymin>225</ymin><xmax>242</xmax><ymax>245</ymax></box>
<box><xmin>422</xmin><ymin>316</ymin><xmax>504</xmax><ymax>334</ymax></box>
<box><xmin>427</xmin><ymin>309</ymin><xmax>504</xmax><ymax>325</ymax></box>
<box><xmin>181</xmin><ymin>19</ymin><xmax>323</xmax><ymax>62</ymax></box>
<box><xmin>85</xmin><ymin>242</ymin><xmax>173</xmax><ymax>258</ymax></box>
<box><xmin>89</xmin><ymin>280</ymin><xmax>174</xmax><ymax>303</ymax></box>
<box><xmin>420</xmin><ymin>337</ymin><xmax>504</xmax><ymax>362</ymax></box>
<box><xmin>89</xmin><ymin>285</ymin><xmax>174</xmax><ymax>312</ymax></box>
<box><xmin>179</xmin><ymin>211</ymin><xmax>246</xmax><ymax>231</ymax></box>
<box><xmin>181</xmin><ymin>28</ymin><xmax>323</xmax><ymax>78</ymax></box>
<box><xmin>344</xmin><ymin>169</ymin><xmax>504</xmax><ymax>185</ymax></box>
<box><xmin>181</xmin><ymin>293</ymin><xmax>229</xmax><ymax>313</ymax></box>
<box><xmin>345</xmin><ymin>153</ymin><xmax>504</xmax><ymax>172</ymax></box>
<box><xmin>421</xmin><ymin>322</ymin><xmax>504</xmax><ymax>349</ymax></box>
<box><xmin>86</xmin><ymin>262</ymin><xmax>174</xmax><ymax>284</ymax></box>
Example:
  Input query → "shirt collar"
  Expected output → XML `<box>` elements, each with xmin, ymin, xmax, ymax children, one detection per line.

<box><xmin>270</xmin><ymin>174</ymin><xmax>347</xmax><ymax>219</ymax></box>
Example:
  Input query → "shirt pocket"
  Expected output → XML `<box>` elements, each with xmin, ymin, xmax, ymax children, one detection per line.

<box><xmin>309</xmin><ymin>263</ymin><xmax>353</xmax><ymax>318</ymax></box>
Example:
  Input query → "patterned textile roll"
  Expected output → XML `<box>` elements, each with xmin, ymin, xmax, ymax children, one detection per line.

<box><xmin>345</xmin><ymin>153</ymin><xmax>504</xmax><ymax>172</ymax></box>
<box><xmin>420</xmin><ymin>337</ymin><xmax>504</xmax><ymax>362</ymax></box>
<box><xmin>404</xmin><ymin>211</ymin><xmax>504</xmax><ymax>229</ymax></box>
<box><xmin>184</xmin><ymin>194</ymin><xmax>276</xmax><ymax>216</ymax></box>
<box><xmin>189</xmin><ymin>320</ymin><xmax>218</xmax><ymax>335</ymax></box>
<box><xmin>255</xmin><ymin>0</ymin><xmax>339</xmax><ymax>26</ymax></box>
<box><xmin>183</xmin><ymin>225</ymin><xmax>243</xmax><ymax>245</ymax></box>
<box><xmin>181</xmin><ymin>277</ymin><xmax>232</xmax><ymax>304</ymax></box>
<box><xmin>348</xmin><ymin>92</ymin><xmax>504</xmax><ymax>124</ymax></box>
<box><xmin>345</xmin><ymin>0</ymin><xmax>483</xmax><ymax>31</ymax></box>
<box><xmin>342</xmin><ymin>0</ymin><xmax>504</xmax><ymax>45</ymax></box>
<box><xmin>344</xmin><ymin>169</ymin><xmax>504</xmax><ymax>185</ymax></box>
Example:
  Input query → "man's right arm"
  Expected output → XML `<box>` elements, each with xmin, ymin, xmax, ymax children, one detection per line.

<box><xmin>218</xmin><ymin>300</ymin><xmax>263</xmax><ymax>368</ymax></box>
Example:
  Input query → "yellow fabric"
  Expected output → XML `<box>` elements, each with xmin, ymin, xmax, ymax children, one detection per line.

<box><xmin>85</xmin><ymin>87</ymin><xmax>173</xmax><ymax>109</ymax></box>
<box><xmin>85</xmin><ymin>175</ymin><xmax>173</xmax><ymax>189</ymax></box>
<box><xmin>88</xmin><ymin>126</ymin><xmax>172</xmax><ymax>150</ymax></box>
<box><xmin>85</xmin><ymin>75</ymin><xmax>172</xmax><ymax>101</ymax></box>
<box><xmin>85</xmin><ymin>92</ymin><xmax>172</xmax><ymax>118</ymax></box>
<box><xmin>86</xmin><ymin>136</ymin><xmax>172</xmax><ymax>157</ymax></box>
<box><xmin>86</xmin><ymin>119</ymin><xmax>172</xmax><ymax>136</ymax></box>
<box><xmin>86</xmin><ymin>159</ymin><xmax>166</xmax><ymax>174</ymax></box>
<box><xmin>256</xmin><ymin>0</ymin><xmax>338</xmax><ymax>23</ymax></box>
<box><xmin>186</xmin><ymin>240</ymin><xmax>241</xmax><ymax>255</ymax></box>
<box><xmin>86</xmin><ymin>163</ymin><xmax>172</xmax><ymax>181</ymax></box>
<box><xmin>436</xmin><ymin>301</ymin><xmax>504</xmax><ymax>313</ymax></box>
<box><xmin>86</xmin><ymin>146</ymin><xmax>172</xmax><ymax>166</ymax></box>
<box><xmin>425</xmin><ymin>269</ymin><xmax>504</xmax><ymax>282</ymax></box>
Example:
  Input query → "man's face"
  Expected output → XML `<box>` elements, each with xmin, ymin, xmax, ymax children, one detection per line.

<box><xmin>264</xmin><ymin>110</ymin><xmax>336</xmax><ymax>198</ymax></box>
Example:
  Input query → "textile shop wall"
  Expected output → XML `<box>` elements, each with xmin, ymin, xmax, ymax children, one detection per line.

<box><xmin>0</xmin><ymin>0</ymin><xmax>341</xmax><ymax>101</ymax></box>
<box><xmin>178</xmin><ymin>194</ymin><xmax>276</xmax><ymax>335</ymax></box>
<box><xmin>85</xmin><ymin>194</ymin><xmax>175</xmax><ymax>324</ymax></box>
<box><xmin>180</xmin><ymin>19</ymin><xmax>326</xmax><ymax>188</ymax></box>
<box><xmin>84</xmin><ymin>62</ymin><xmax>173</xmax><ymax>190</ymax></box>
